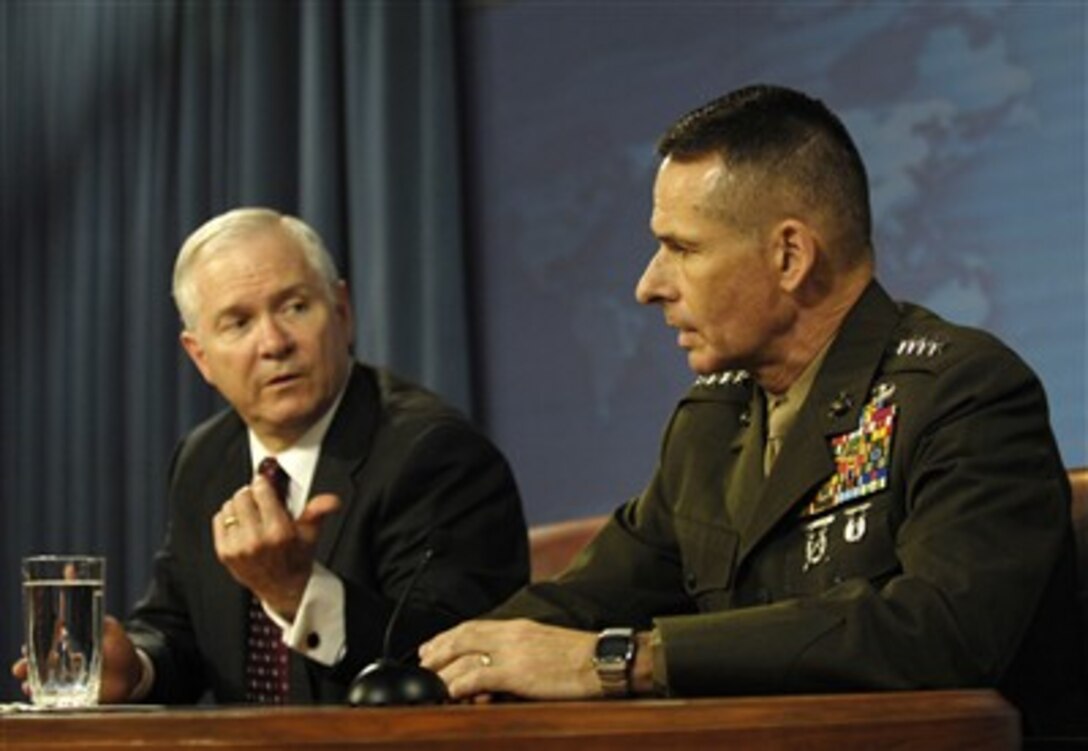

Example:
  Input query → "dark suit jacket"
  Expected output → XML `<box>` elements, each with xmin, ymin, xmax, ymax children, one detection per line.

<box><xmin>128</xmin><ymin>363</ymin><xmax>528</xmax><ymax>704</ymax></box>
<box><xmin>493</xmin><ymin>281</ymin><xmax>1086</xmax><ymax>734</ymax></box>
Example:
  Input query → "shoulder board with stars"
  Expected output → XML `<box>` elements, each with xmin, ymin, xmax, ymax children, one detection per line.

<box><xmin>891</xmin><ymin>336</ymin><xmax>948</xmax><ymax>358</ymax></box>
<box><xmin>694</xmin><ymin>370</ymin><xmax>751</xmax><ymax>388</ymax></box>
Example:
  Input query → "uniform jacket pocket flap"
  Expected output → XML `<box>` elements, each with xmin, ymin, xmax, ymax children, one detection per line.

<box><xmin>673</xmin><ymin>515</ymin><xmax>740</xmax><ymax>595</ymax></box>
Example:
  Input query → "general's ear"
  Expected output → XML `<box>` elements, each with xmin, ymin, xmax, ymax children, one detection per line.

<box><xmin>771</xmin><ymin>219</ymin><xmax>819</xmax><ymax>293</ymax></box>
<box><xmin>180</xmin><ymin>330</ymin><xmax>215</xmax><ymax>385</ymax></box>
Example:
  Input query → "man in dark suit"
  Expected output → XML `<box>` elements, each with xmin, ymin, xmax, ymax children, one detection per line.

<box><xmin>14</xmin><ymin>207</ymin><xmax>528</xmax><ymax>704</ymax></box>
<box><xmin>419</xmin><ymin>85</ymin><xmax>1085</xmax><ymax>735</ymax></box>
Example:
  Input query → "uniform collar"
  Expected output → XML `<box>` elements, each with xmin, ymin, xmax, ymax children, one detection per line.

<box><xmin>738</xmin><ymin>279</ymin><xmax>902</xmax><ymax>561</ymax></box>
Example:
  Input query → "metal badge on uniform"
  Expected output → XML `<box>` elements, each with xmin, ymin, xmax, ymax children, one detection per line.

<box><xmin>803</xmin><ymin>515</ymin><xmax>835</xmax><ymax>570</ymax></box>
<box><xmin>870</xmin><ymin>381</ymin><xmax>896</xmax><ymax>406</ymax></box>
<box><xmin>843</xmin><ymin>502</ymin><xmax>872</xmax><ymax>543</ymax></box>
<box><xmin>805</xmin><ymin>383</ymin><xmax>897</xmax><ymax>517</ymax></box>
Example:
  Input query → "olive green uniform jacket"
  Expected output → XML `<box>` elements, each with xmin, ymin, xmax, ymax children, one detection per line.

<box><xmin>494</xmin><ymin>281</ymin><xmax>1085</xmax><ymax>734</ymax></box>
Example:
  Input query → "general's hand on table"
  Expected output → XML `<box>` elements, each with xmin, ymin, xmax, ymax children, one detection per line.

<box><xmin>419</xmin><ymin>619</ymin><xmax>600</xmax><ymax>701</ymax></box>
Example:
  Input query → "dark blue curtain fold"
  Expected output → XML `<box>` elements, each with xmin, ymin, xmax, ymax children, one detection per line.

<box><xmin>0</xmin><ymin>0</ymin><xmax>471</xmax><ymax>702</ymax></box>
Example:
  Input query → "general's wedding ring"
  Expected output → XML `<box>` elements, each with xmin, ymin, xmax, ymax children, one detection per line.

<box><xmin>223</xmin><ymin>515</ymin><xmax>240</xmax><ymax>529</ymax></box>
<box><xmin>478</xmin><ymin>652</ymin><xmax>493</xmax><ymax>668</ymax></box>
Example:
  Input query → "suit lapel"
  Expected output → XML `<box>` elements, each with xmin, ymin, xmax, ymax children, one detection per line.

<box><xmin>737</xmin><ymin>282</ymin><xmax>903</xmax><ymax>565</ymax></box>
<box><xmin>310</xmin><ymin>364</ymin><xmax>378</xmax><ymax>563</ymax></box>
<box><xmin>202</xmin><ymin>425</ymin><xmax>252</xmax><ymax>687</ymax></box>
<box><xmin>725</xmin><ymin>389</ymin><xmax>766</xmax><ymax>533</ymax></box>
<box><xmin>286</xmin><ymin>365</ymin><xmax>377</xmax><ymax>700</ymax></box>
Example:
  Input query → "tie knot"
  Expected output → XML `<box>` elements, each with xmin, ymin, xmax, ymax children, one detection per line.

<box><xmin>257</xmin><ymin>457</ymin><xmax>289</xmax><ymax>504</ymax></box>
<box><xmin>767</xmin><ymin>395</ymin><xmax>789</xmax><ymax>440</ymax></box>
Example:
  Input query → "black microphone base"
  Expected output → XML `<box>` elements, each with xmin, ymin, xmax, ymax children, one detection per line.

<box><xmin>347</xmin><ymin>659</ymin><xmax>450</xmax><ymax>707</ymax></box>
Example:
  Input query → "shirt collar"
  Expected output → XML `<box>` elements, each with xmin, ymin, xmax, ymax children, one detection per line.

<box><xmin>247</xmin><ymin>378</ymin><xmax>349</xmax><ymax>514</ymax></box>
<box><xmin>762</xmin><ymin>336</ymin><xmax>834</xmax><ymax>441</ymax></box>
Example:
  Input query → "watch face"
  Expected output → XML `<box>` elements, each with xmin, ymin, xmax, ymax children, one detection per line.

<box><xmin>595</xmin><ymin>628</ymin><xmax>635</xmax><ymax>697</ymax></box>
<box><xmin>596</xmin><ymin>630</ymin><xmax>634</xmax><ymax>662</ymax></box>
<box><xmin>597</xmin><ymin>635</ymin><xmax>629</xmax><ymax>660</ymax></box>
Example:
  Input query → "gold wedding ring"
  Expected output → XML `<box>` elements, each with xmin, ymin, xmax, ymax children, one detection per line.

<box><xmin>478</xmin><ymin>652</ymin><xmax>493</xmax><ymax>668</ymax></box>
<box><xmin>223</xmin><ymin>515</ymin><xmax>240</xmax><ymax>529</ymax></box>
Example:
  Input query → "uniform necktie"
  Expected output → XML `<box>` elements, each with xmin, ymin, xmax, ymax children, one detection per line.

<box><xmin>764</xmin><ymin>395</ymin><xmax>788</xmax><ymax>476</ymax></box>
<box><xmin>245</xmin><ymin>457</ymin><xmax>291</xmax><ymax>704</ymax></box>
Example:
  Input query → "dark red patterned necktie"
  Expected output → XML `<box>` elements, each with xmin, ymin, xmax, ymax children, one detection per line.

<box><xmin>245</xmin><ymin>457</ymin><xmax>291</xmax><ymax>704</ymax></box>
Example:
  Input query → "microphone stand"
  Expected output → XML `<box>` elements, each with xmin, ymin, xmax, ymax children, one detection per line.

<box><xmin>347</xmin><ymin>547</ymin><xmax>450</xmax><ymax>706</ymax></box>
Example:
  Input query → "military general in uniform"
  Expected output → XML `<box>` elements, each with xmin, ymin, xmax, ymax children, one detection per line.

<box><xmin>419</xmin><ymin>84</ymin><xmax>1086</xmax><ymax>737</ymax></box>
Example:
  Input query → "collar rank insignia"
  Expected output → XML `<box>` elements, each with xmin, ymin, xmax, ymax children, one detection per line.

<box><xmin>805</xmin><ymin>383</ymin><xmax>898</xmax><ymax>517</ymax></box>
<box><xmin>694</xmin><ymin>370</ymin><xmax>750</xmax><ymax>388</ymax></box>
<box><xmin>894</xmin><ymin>336</ymin><xmax>947</xmax><ymax>358</ymax></box>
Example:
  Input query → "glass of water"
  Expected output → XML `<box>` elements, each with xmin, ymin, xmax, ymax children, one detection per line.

<box><xmin>21</xmin><ymin>555</ymin><xmax>105</xmax><ymax>708</ymax></box>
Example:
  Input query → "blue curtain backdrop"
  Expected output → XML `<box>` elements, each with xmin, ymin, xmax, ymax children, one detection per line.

<box><xmin>0</xmin><ymin>0</ymin><xmax>471</xmax><ymax>701</ymax></box>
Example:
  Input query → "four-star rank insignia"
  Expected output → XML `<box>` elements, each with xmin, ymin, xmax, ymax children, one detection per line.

<box><xmin>805</xmin><ymin>383</ymin><xmax>898</xmax><ymax>518</ymax></box>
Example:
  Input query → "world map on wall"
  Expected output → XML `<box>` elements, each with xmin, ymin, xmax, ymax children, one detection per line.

<box><xmin>467</xmin><ymin>2</ymin><xmax>1086</xmax><ymax>521</ymax></box>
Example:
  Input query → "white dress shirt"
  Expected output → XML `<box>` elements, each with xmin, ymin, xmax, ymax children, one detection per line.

<box><xmin>248</xmin><ymin>385</ymin><xmax>348</xmax><ymax>667</ymax></box>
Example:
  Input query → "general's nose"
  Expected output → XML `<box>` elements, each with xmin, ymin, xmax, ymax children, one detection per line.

<box><xmin>635</xmin><ymin>248</ymin><xmax>671</xmax><ymax>305</ymax></box>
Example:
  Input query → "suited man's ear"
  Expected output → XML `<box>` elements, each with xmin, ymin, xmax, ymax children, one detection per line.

<box><xmin>180</xmin><ymin>330</ymin><xmax>216</xmax><ymax>386</ymax></box>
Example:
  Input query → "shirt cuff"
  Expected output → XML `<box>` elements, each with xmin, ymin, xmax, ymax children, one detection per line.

<box><xmin>263</xmin><ymin>562</ymin><xmax>346</xmax><ymax>666</ymax></box>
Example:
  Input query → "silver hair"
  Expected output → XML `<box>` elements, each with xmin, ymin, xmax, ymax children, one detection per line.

<box><xmin>172</xmin><ymin>207</ymin><xmax>340</xmax><ymax>330</ymax></box>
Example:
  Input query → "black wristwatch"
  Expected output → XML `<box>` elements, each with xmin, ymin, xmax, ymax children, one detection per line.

<box><xmin>593</xmin><ymin>627</ymin><xmax>636</xmax><ymax>698</ymax></box>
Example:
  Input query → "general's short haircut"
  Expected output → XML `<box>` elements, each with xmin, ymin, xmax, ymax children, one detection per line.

<box><xmin>172</xmin><ymin>207</ymin><xmax>340</xmax><ymax>330</ymax></box>
<box><xmin>658</xmin><ymin>84</ymin><xmax>872</xmax><ymax>261</ymax></box>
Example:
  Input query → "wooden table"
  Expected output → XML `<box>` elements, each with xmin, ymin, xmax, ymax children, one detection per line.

<box><xmin>0</xmin><ymin>690</ymin><xmax>1019</xmax><ymax>750</ymax></box>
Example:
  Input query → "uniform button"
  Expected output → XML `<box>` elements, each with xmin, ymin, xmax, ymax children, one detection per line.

<box><xmin>306</xmin><ymin>632</ymin><xmax>321</xmax><ymax>650</ymax></box>
<box><xmin>684</xmin><ymin>571</ymin><xmax>697</xmax><ymax>591</ymax></box>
